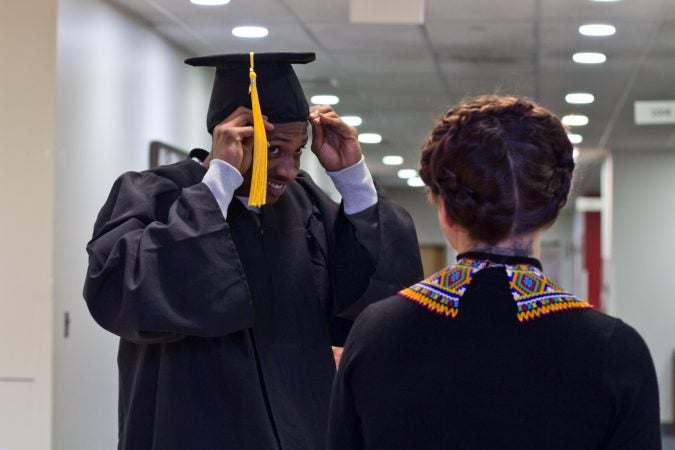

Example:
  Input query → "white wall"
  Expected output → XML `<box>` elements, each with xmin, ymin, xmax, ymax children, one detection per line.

<box><xmin>0</xmin><ymin>2</ymin><xmax>57</xmax><ymax>449</ymax></box>
<box><xmin>612</xmin><ymin>150</ymin><xmax>675</xmax><ymax>423</ymax></box>
<box><xmin>53</xmin><ymin>0</ymin><xmax>212</xmax><ymax>448</ymax></box>
<box><xmin>541</xmin><ymin>210</ymin><xmax>575</xmax><ymax>292</ymax></box>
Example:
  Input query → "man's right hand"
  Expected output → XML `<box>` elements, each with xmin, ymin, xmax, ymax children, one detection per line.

<box><xmin>207</xmin><ymin>106</ymin><xmax>274</xmax><ymax>174</ymax></box>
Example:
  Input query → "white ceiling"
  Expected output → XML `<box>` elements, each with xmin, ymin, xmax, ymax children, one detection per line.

<box><xmin>105</xmin><ymin>0</ymin><xmax>675</xmax><ymax>193</ymax></box>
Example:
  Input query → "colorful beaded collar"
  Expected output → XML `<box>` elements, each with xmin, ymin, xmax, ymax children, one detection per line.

<box><xmin>398</xmin><ymin>258</ymin><xmax>591</xmax><ymax>323</ymax></box>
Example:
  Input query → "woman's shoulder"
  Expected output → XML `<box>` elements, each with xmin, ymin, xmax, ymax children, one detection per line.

<box><xmin>355</xmin><ymin>295</ymin><xmax>414</xmax><ymax>328</ymax></box>
<box><xmin>347</xmin><ymin>294</ymin><xmax>432</xmax><ymax>349</ymax></box>
<box><xmin>599</xmin><ymin>315</ymin><xmax>656</xmax><ymax>373</ymax></box>
<box><xmin>550</xmin><ymin>307</ymin><xmax>642</xmax><ymax>347</ymax></box>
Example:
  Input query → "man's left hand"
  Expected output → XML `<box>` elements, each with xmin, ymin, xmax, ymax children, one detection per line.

<box><xmin>309</xmin><ymin>105</ymin><xmax>362</xmax><ymax>172</ymax></box>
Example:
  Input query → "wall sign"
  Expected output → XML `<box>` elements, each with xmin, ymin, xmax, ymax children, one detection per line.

<box><xmin>634</xmin><ymin>100</ymin><xmax>675</xmax><ymax>125</ymax></box>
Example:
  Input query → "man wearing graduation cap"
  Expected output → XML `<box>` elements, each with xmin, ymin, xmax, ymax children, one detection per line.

<box><xmin>84</xmin><ymin>52</ymin><xmax>423</xmax><ymax>450</ymax></box>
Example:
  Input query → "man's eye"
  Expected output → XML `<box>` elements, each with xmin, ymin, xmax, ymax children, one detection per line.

<box><xmin>295</xmin><ymin>147</ymin><xmax>304</xmax><ymax>156</ymax></box>
<box><xmin>269</xmin><ymin>147</ymin><xmax>281</xmax><ymax>156</ymax></box>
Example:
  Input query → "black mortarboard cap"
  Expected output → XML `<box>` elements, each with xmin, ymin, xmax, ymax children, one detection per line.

<box><xmin>185</xmin><ymin>52</ymin><xmax>316</xmax><ymax>133</ymax></box>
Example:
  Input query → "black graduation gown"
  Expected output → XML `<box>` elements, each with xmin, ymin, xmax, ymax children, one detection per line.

<box><xmin>83</xmin><ymin>158</ymin><xmax>422</xmax><ymax>450</ymax></box>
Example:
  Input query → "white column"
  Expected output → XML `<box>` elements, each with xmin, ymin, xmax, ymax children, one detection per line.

<box><xmin>0</xmin><ymin>2</ymin><xmax>57</xmax><ymax>449</ymax></box>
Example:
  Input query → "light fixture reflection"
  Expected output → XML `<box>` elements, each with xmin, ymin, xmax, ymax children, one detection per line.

<box><xmin>232</xmin><ymin>26</ymin><xmax>269</xmax><ymax>38</ymax></box>
<box><xmin>407</xmin><ymin>176</ymin><xmax>425</xmax><ymax>187</ymax></box>
<box><xmin>573</xmin><ymin>52</ymin><xmax>607</xmax><ymax>64</ymax></box>
<box><xmin>310</xmin><ymin>95</ymin><xmax>339</xmax><ymax>105</ymax></box>
<box><xmin>562</xmin><ymin>114</ymin><xmax>589</xmax><ymax>127</ymax></box>
<box><xmin>191</xmin><ymin>0</ymin><xmax>230</xmax><ymax>5</ymax></box>
<box><xmin>579</xmin><ymin>24</ymin><xmax>616</xmax><ymax>36</ymax></box>
<box><xmin>565</xmin><ymin>93</ymin><xmax>595</xmax><ymax>104</ymax></box>
<box><xmin>358</xmin><ymin>133</ymin><xmax>382</xmax><ymax>144</ymax></box>
<box><xmin>567</xmin><ymin>133</ymin><xmax>583</xmax><ymax>144</ymax></box>
<box><xmin>342</xmin><ymin>116</ymin><xmax>362</xmax><ymax>127</ymax></box>
<box><xmin>397</xmin><ymin>169</ymin><xmax>417</xmax><ymax>179</ymax></box>
<box><xmin>382</xmin><ymin>155</ymin><xmax>404</xmax><ymax>166</ymax></box>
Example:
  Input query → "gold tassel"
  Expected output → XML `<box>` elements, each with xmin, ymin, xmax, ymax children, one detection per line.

<box><xmin>248</xmin><ymin>52</ymin><xmax>268</xmax><ymax>206</ymax></box>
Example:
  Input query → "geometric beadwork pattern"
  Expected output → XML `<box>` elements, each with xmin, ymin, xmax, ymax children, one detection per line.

<box><xmin>398</xmin><ymin>258</ymin><xmax>592</xmax><ymax>322</ymax></box>
<box><xmin>398</xmin><ymin>259</ymin><xmax>488</xmax><ymax>318</ymax></box>
<box><xmin>506</xmin><ymin>264</ymin><xmax>592</xmax><ymax>323</ymax></box>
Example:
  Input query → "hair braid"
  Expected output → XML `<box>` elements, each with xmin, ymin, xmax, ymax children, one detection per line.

<box><xmin>419</xmin><ymin>95</ymin><xmax>574</xmax><ymax>244</ymax></box>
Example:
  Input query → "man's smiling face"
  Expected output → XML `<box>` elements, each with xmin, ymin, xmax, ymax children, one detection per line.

<box><xmin>236</xmin><ymin>121</ymin><xmax>308</xmax><ymax>204</ymax></box>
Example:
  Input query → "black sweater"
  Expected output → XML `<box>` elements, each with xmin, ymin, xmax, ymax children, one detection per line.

<box><xmin>328</xmin><ymin>253</ymin><xmax>661</xmax><ymax>450</ymax></box>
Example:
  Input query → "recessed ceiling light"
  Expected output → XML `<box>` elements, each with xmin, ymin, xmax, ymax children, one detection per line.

<box><xmin>191</xmin><ymin>0</ymin><xmax>230</xmax><ymax>5</ymax></box>
<box><xmin>358</xmin><ymin>133</ymin><xmax>382</xmax><ymax>144</ymax></box>
<box><xmin>567</xmin><ymin>133</ymin><xmax>583</xmax><ymax>144</ymax></box>
<box><xmin>407</xmin><ymin>176</ymin><xmax>425</xmax><ymax>187</ymax></box>
<box><xmin>310</xmin><ymin>95</ymin><xmax>339</xmax><ymax>105</ymax></box>
<box><xmin>565</xmin><ymin>93</ymin><xmax>595</xmax><ymax>104</ymax></box>
<box><xmin>579</xmin><ymin>24</ymin><xmax>616</xmax><ymax>36</ymax></box>
<box><xmin>382</xmin><ymin>155</ymin><xmax>404</xmax><ymax>166</ymax></box>
<box><xmin>397</xmin><ymin>169</ymin><xmax>417</xmax><ymax>179</ymax></box>
<box><xmin>573</xmin><ymin>148</ymin><xmax>580</xmax><ymax>160</ymax></box>
<box><xmin>573</xmin><ymin>52</ymin><xmax>606</xmax><ymax>64</ymax></box>
<box><xmin>562</xmin><ymin>114</ymin><xmax>589</xmax><ymax>127</ymax></box>
<box><xmin>342</xmin><ymin>116</ymin><xmax>362</xmax><ymax>127</ymax></box>
<box><xmin>232</xmin><ymin>26</ymin><xmax>268</xmax><ymax>38</ymax></box>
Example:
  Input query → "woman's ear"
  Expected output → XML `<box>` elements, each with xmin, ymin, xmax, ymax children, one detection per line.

<box><xmin>437</xmin><ymin>200</ymin><xmax>455</xmax><ymax>238</ymax></box>
<box><xmin>437</xmin><ymin>200</ymin><xmax>465</xmax><ymax>252</ymax></box>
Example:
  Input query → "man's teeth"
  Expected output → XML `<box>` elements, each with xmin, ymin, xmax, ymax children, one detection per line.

<box><xmin>268</xmin><ymin>181</ymin><xmax>283</xmax><ymax>189</ymax></box>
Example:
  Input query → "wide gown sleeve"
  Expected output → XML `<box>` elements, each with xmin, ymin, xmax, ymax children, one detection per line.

<box><xmin>83</xmin><ymin>169</ymin><xmax>253</xmax><ymax>343</ymax></box>
<box><xmin>331</xmin><ymin>186</ymin><xmax>423</xmax><ymax>320</ymax></box>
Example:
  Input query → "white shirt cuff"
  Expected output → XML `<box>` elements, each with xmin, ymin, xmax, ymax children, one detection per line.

<box><xmin>202</xmin><ymin>159</ymin><xmax>244</xmax><ymax>220</ymax></box>
<box><xmin>326</xmin><ymin>157</ymin><xmax>377</xmax><ymax>215</ymax></box>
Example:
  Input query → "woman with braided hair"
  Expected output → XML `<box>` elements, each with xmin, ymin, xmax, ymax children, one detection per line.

<box><xmin>327</xmin><ymin>95</ymin><xmax>661</xmax><ymax>449</ymax></box>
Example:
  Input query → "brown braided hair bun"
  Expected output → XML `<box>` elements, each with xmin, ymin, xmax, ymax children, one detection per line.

<box><xmin>419</xmin><ymin>95</ymin><xmax>575</xmax><ymax>244</ymax></box>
